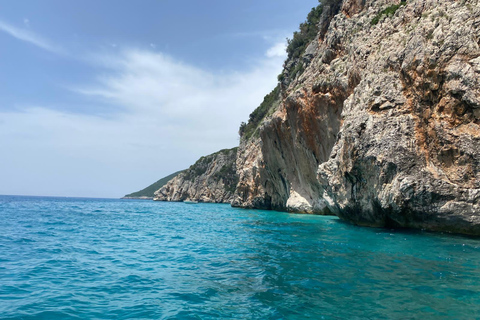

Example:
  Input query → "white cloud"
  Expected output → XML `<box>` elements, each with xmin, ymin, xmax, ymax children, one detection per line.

<box><xmin>266</xmin><ymin>41</ymin><xmax>287</xmax><ymax>58</ymax></box>
<box><xmin>76</xmin><ymin>46</ymin><xmax>285</xmax><ymax>131</ymax></box>
<box><xmin>0</xmin><ymin>19</ymin><xmax>64</xmax><ymax>54</ymax></box>
<box><xmin>23</xmin><ymin>18</ymin><xmax>30</xmax><ymax>27</ymax></box>
<box><xmin>0</xmin><ymin>43</ymin><xmax>285</xmax><ymax>197</ymax></box>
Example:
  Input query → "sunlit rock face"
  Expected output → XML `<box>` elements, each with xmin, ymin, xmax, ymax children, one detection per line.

<box><xmin>233</xmin><ymin>0</ymin><xmax>480</xmax><ymax>235</ymax></box>
<box><xmin>154</xmin><ymin>148</ymin><xmax>238</xmax><ymax>204</ymax></box>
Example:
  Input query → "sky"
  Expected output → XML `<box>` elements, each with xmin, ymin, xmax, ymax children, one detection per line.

<box><xmin>0</xmin><ymin>0</ymin><xmax>319</xmax><ymax>198</ymax></box>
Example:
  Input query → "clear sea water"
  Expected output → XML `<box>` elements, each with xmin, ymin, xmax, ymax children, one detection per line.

<box><xmin>1</xmin><ymin>196</ymin><xmax>480</xmax><ymax>319</ymax></box>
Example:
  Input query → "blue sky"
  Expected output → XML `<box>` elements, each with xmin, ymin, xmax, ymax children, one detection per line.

<box><xmin>0</xmin><ymin>0</ymin><xmax>319</xmax><ymax>198</ymax></box>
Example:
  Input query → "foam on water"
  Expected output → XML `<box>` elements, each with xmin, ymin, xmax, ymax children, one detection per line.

<box><xmin>1</xmin><ymin>195</ymin><xmax>480</xmax><ymax>319</ymax></box>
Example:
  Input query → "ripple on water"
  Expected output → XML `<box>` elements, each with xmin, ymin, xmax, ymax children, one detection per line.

<box><xmin>1</xmin><ymin>197</ymin><xmax>480</xmax><ymax>319</ymax></box>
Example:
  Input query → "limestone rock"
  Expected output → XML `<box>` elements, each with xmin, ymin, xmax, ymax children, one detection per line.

<box><xmin>154</xmin><ymin>148</ymin><xmax>238</xmax><ymax>203</ymax></box>
<box><xmin>234</xmin><ymin>0</ymin><xmax>480</xmax><ymax>235</ymax></box>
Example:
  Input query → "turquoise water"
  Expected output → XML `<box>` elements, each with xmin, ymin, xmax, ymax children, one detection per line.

<box><xmin>1</xmin><ymin>196</ymin><xmax>480</xmax><ymax>319</ymax></box>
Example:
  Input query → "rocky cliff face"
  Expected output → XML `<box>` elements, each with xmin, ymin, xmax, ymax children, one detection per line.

<box><xmin>154</xmin><ymin>148</ymin><xmax>238</xmax><ymax>203</ymax></box>
<box><xmin>233</xmin><ymin>0</ymin><xmax>480</xmax><ymax>235</ymax></box>
<box><xmin>123</xmin><ymin>170</ymin><xmax>184</xmax><ymax>200</ymax></box>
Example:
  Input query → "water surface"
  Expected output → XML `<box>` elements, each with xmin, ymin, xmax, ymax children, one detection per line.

<box><xmin>1</xmin><ymin>196</ymin><xmax>479</xmax><ymax>319</ymax></box>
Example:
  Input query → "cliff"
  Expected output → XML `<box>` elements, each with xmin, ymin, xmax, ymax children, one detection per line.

<box><xmin>153</xmin><ymin>148</ymin><xmax>238</xmax><ymax>203</ymax></box>
<box><xmin>233</xmin><ymin>0</ymin><xmax>480</xmax><ymax>235</ymax></box>
<box><xmin>123</xmin><ymin>170</ymin><xmax>184</xmax><ymax>200</ymax></box>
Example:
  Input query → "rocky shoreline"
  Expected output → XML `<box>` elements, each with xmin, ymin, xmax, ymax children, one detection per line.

<box><xmin>153</xmin><ymin>148</ymin><xmax>238</xmax><ymax>204</ymax></box>
<box><xmin>127</xmin><ymin>0</ymin><xmax>480</xmax><ymax>235</ymax></box>
<box><xmin>121</xmin><ymin>196</ymin><xmax>154</xmax><ymax>200</ymax></box>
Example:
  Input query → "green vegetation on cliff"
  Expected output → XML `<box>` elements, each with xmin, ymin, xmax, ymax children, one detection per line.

<box><xmin>239</xmin><ymin>0</ymin><xmax>343</xmax><ymax>141</ymax></box>
<box><xmin>123</xmin><ymin>170</ymin><xmax>184</xmax><ymax>198</ymax></box>
<box><xmin>183</xmin><ymin>148</ymin><xmax>238</xmax><ymax>182</ymax></box>
<box><xmin>240</xmin><ymin>1</ymin><xmax>335</xmax><ymax>141</ymax></box>
<box><xmin>286</xmin><ymin>3</ymin><xmax>323</xmax><ymax>60</ymax></box>
<box><xmin>370</xmin><ymin>1</ymin><xmax>407</xmax><ymax>25</ymax></box>
<box><xmin>155</xmin><ymin>147</ymin><xmax>239</xmax><ymax>203</ymax></box>
<box><xmin>239</xmin><ymin>85</ymin><xmax>280</xmax><ymax>141</ymax></box>
<box><xmin>213</xmin><ymin>161</ymin><xmax>238</xmax><ymax>194</ymax></box>
<box><xmin>278</xmin><ymin>0</ymin><xmax>342</xmax><ymax>82</ymax></box>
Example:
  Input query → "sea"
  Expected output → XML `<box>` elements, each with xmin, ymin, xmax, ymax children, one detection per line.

<box><xmin>1</xmin><ymin>195</ymin><xmax>480</xmax><ymax>319</ymax></box>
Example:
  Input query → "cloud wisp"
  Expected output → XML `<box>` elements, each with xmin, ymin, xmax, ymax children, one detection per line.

<box><xmin>0</xmin><ymin>41</ymin><xmax>287</xmax><ymax>197</ymax></box>
<box><xmin>0</xmin><ymin>19</ymin><xmax>65</xmax><ymax>54</ymax></box>
<box><xmin>266</xmin><ymin>42</ymin><xmax>287</xmax><ymax>58</ymax></box>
